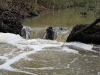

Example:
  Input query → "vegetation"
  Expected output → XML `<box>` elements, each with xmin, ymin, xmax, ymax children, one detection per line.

<box><xmin>0</xmin><ymin>0</ymin><xmax>100</xmax><ymax>10</ymax></box>
<box><xmin>0</xmin><ymin>0</ymin><xmax>100</xmax><ymax>17</ymax></box>
<box><xmin>38</xmin><ymin>0</ymin><xmax>68</xmax><ymax>9</ymax></box>
<box><xmin>38</xmin><ymin>0</ymin><xmax>100</xmax><ymax>9</ymax></box>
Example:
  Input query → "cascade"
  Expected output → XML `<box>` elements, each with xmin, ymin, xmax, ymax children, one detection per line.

<box><xmin>21</xmin><ymin>26</ymin><xmax>31</xmax><ymax>39</ymax></box>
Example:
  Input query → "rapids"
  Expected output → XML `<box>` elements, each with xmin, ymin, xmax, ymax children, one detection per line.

<box><xmin>0</xmin><ymin>32</ymin><xmax>100</xmax><ymax>75</ymax></box>
<box><xmin>0</xmin><ymin>8</ymin><xmax>100</xmax><ymax>75</ymax></box>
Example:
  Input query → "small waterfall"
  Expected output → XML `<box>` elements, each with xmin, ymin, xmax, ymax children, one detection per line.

<box><xmin>43</xmin><ymin>27</ymin><xmax>70</xmax><ymax>42</ymax></box>
<box><xmin>56</xmin><ymin>29</ymin><xmax>70</xmax><ymax>42</ymax></box>
<box><xmin>21</xmin><ymin>26</ymin><xmax>31</xmax><ymax>39</ymax></box>
<box><xmin>54</xmin><ymin>27</ymin><xmax>70</xmax><ymax>42</ymax></box>
<box><xmin>21</xmin><ymin>26</ymin><xmax>70</xmax><ymax>42</ymax></box>
<box><xmin>21</xmin><ymin>27</ymin><xmax>47</xmax><ymax>39</ymax></box>
<box><xmin>30</xmin><ymin>27</ymin><xmax>47</xmax><ymax>39</ymax></box>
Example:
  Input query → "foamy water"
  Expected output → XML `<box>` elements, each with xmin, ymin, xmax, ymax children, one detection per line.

<box><xmin>0</xmin><ymin>33</ymin><xmax>99</xmax><ymax>75</ymax></box>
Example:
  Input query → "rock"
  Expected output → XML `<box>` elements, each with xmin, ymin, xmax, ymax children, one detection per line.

<box><xmin>0</xmin><ymin>10</ymin><xmax>23</xmax><ymax>35</ymax></box>
<box><xmin>66</xmin><ymin>24</ymin><xmax>100</xmax><ymax>44</ymax></box>
<box><xmin>45</xmin><ymin>26</ymin><xmax>54</xmax><ymax>40</ymax></box>
<box><xmin>66</xmin><ymin>18</ymin><xmax>100</xmax><ymax>44</ymax></box>
<box><xmin>29</xmin><ymin>12</ymin><xmax>39</xmax><ymax>16</ymax></box>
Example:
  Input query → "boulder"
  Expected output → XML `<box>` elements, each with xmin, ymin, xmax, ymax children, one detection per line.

<box><xmin>0</xmin><ymin>10</ymin><xmax>23</xmax><ymax>35</ymax></box>
<box><xmin>66</xmin><ymin>17</ymin><xmax>100</xmax><ymax>44</ymax></box>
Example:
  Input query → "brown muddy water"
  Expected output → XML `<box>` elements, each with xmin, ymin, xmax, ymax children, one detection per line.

<box><xmin>0</xmin><ymin>8</ymin><xmax>100</xmax><ymax>75</ymax></box>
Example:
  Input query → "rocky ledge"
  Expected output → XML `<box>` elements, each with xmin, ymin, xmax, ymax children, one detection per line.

<box><xmin>0</xmin><ymin>7</ymin><xmax>39</xmax><ymax>37</ymax></box>
<box><xmin>0</xmin><ymin>9</ymin><xmax>23</xmax><ymax>35</ymax></box>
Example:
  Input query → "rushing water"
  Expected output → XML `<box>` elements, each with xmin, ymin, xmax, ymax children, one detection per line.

<box><xmin>0</xmin><ymin>8</ymin><xmax>100</xmax><ymax>75</ymax></box>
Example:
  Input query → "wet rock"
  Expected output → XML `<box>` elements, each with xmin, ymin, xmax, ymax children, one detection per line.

<box><xmin>66</xmin><ymin>17</ymin><xmax>100</xmax><ymax>44</ymax></box>
<box><xmin>66</xmin><ymin>24</ymin><xmax>100</xmax><ymax>44</ymax></box>
<box><xmin>44</xmin><ymin>27</ymin><xmax>68</xmax><ymax>40</ymax></box>
<box><xmin>29</xmin><ymin>12</ymin><xmax>39</xmax><ymax>16</ymax></box>
<box><xmin>0</xmin><ymin>10</ymin><xmax>23</xmax><ymax>35</ymax></box>
<box><xmin>45</xmin><ymin>26</ymin><xmax>54</xmax><ymax>40</ymax></box>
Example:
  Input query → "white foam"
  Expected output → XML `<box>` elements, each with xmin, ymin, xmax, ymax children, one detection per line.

<box><xmin>0</xmin><ymin>33</ymin><xmax>24</xmax><ymax>44</ymax></box>
<box><xmin>64</xmin><ymin>42</ymin><xmax>95</xmax><ymax>52</ymax></box>
<box><xmin>0</xmin><ymin>33</ymin><xmax>62</xmax><ymax>72</ymax></box>
<box><xmin>62</xmin><ymin>47</ymin><xmax>79</xmax><ymax>53</ymax></box>
<box><xmin>0</xmin><ymin>33</ymin><xmax>97</xmax><ymax>74</ymax></box>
